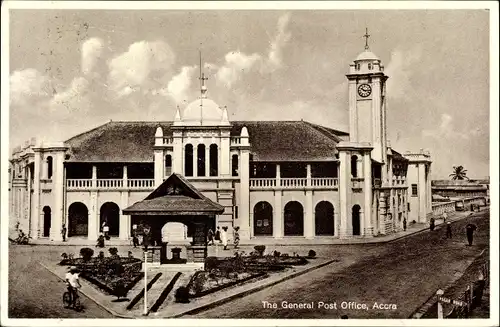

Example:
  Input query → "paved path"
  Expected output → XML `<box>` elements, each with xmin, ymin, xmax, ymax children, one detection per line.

<box><xmin>8</xmin><ymin>246</ymin><xmax>114</xmax><ymax>318</ymax></box>
<box><xmin>193</xmin><ymin>210</ymin><xmax>489</xmax><ymax>319</ymax></box>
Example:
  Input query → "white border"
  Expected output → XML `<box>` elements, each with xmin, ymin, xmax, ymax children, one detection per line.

<box><xmin>1</xmin><ymin>1</ymin><xmax>498</xmax><ymax>327</ymax></box>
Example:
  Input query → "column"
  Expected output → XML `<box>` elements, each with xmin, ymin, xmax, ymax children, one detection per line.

<box><xmin>338</xmin><ymin>151</ymin><xmax>349</xmax><ymax>238</ymax></box>
<box><xmin>239</xmin><ymin>149</ymin><xmax>250</xmax><ymax>240</ymax></box>
<box><xmin>359</xmin><ymin>209</ymin><xmax>365</xmax><ymax>236</ymax></box>
<box><xmin>334</xmin><ymin>211</ymin><xmax>340</xmax><ymax>237</ymax></box>
<box><xmin>418</xmin><ymin>163</ymin><xmax>427</xmax><ymax>222</ymax></box>
<box><xmin>273</xmin><ymin>191</ymin><xmax>283</xmax><ymax>238</ymax></box>
<box><xmin>50</xmin><ymin>152</ymin><xmax>64</xmax><ymax>241</ymax></box>
<box><xmin>205</xmin><ymin>144</ymin><xmax>210</xmax><ymax>177</ymax></box>
<box><xmin>123</xmin><ymin>165</ymin><xmax>128</xmax><ymax>187</ymax></box>
<box><xmin>220</xmin><ymin>132</ymin><xmax>231</xmax><ymax>177</ymax></box>
<box><xmin>276</xmin><ymin>164</ymin><xmax>281</xmax><ymax>187</ymax></box>
<box><xmin>88</xmin><ymin>191</ymin><xmax>98</xmax><ymax>241</ymax></box>
<box><xmin>378</xmin><ymin>192</ymin><xmax>387</xmax><ymax>235</ymax></box>
<box><xmin>31</xmin><ymin>151</ymin><xmax>41</xmax><ymax>239</ymax></box>
<box><xmin>172</xmin><ymin>131</ymin><xmax>183</xmax><ymax>174</ymax></box>
<box><xmin>119</xmin><ymin>191</ymin><xmax>129</xmax><ymax>240</ymax></box>
<box><xmin>304</xmin><ymin>190</ymin><xmax>314</xmax><ymax>238</ymax></box>
<box><xmin>363</xmin><ymin>152</ymin><xmax>373</xmax><ymax>236</ymax></box>
<box><xmin>306</xmin><ymin>164</ymin><xmax>311</xmax><ymax>186</ymax></box>
<box><xmin>92</xmin><ymin>165</ymin><xmax>97</xmax><ymax>188</ymax></box>
<box><xmin>154</xmin><ymin>149</ymin><xmax>163</xmax><ymax>187</ymax></box>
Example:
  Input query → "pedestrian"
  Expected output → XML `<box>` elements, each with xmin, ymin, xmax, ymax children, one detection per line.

<box><xmin>97</xmin><ymin>232</ymin><xmax>105</xmax><ymax>248</ymax></box>
<box><xmin>207</xmin><ymin>228</ymin><xmax>214</xmax><ymax>245</ymax></box>
<box><xmin>132</xmin><ymin>231</ymin><xmax>139</xmax><ymax>248</ymax></box>
<box><xmin>61</xmin><ymin>224</ymin><xmax>67</xmax><ymax>242</ymax></box>
<box><xmin>465</xmin><ymin>223</ymin><xmax>477</xmax><ymax>246</ymax></box>
<box><xmin>446</xmin><ymin>222</ymin><xmax>452</xmax><ymax>239</ymax></box>
<box><xmin>233</xmin><ymin>226</ymin><xmax>240</xmax><ymax>249</ymax></box>
<box><xmin>429</xmin><ymin>217</ymin><xmax>435</xmax><ymax>231</ymax></box>
<box><xmin>443</xmin><ymin>212</ymin><xmax>448</xmax><ymax>224</ymax></box>
<box><xmin>403</xmin><ymin>218</ymin><xmax>407</xmax><ymax>231</ymax></box>
<box><xmin>215</xmin><ymin>226</ymin><xmax>221</xmax><ymax>243</ymax></box>
<box><xmin>221</xmin><ymin>227</ymin><xmax>228</xmax><ymax>250</ymax></box>
<box><xmin>103</xmin><ymin>223</ymin><xmax>110</xmax><ymax>240</ymax></box>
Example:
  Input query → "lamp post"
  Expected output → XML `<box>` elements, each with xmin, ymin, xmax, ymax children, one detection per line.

<box><xmin>143</xmin><ymin>226</ymin><xmax>151</xmax><ymax>316</ymax></box>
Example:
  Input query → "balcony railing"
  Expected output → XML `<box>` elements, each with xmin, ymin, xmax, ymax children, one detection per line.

<box><xmin>249</xmin><ymin>177</ymin><xmax>338</xmax><ymax>190</ymax></box>
<box><xmin>231</xmin><ymin>137</ymin><xmax>242</xmax><ymax>145</ymax></box>
<box><xmin>66</xmin><ymin>179</ymin><xmax>154</xmax><ymax>191</ymax></box>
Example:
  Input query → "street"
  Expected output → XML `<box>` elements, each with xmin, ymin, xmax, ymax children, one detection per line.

<box><xmin>7</xmin><ymin>210</ymin><xmax>488</xmax><ymax>319</ymax></box>
<box><xmin>193</xmin><ymin>210</ymin><xmax>489</xmax><ymax>318</ymax></box>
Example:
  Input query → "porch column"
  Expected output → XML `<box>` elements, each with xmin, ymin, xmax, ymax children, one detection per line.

<box><xmin>304</xmin><ymin>190</ymin><xmax>314</xmax><ymax>238</ymax></box>
<box><xmin>276</xmin><ymin>164</ymin><xmax>281</xmax><ymax>187</ymax></box>
<box><xmin>172</xmin><ymin>131</ymin><xmax>183</xmax><ymax>174</ymax></box>
<box><xmin>363</xmin><ymin>152</ymin><xmax>373</xmax><ymax>236</ymax></box>
<box><xmin>31</xmin><ymin>150</ymin><xmax>41</xmax><ymax>239</ymax></box>
<box><xmin>338</xmin><ymin>151</ymin><xmax>349</xmax><ymax>238</ymax></box>
<box><xmin>122</xmin><ymin>165</ymin><xmax>128</xmax><ymax>188</ymax></box>
<box><xmin>154</xmin><ymin>149</ymin><xmax>163</xmax><ymax>187</ymax></box>
<box><xmin>119</xmin><ymin>191</ymin><xmax>129</xmax><ymax>240</ymax></box>
<box><xmin>273</xmin><ymin>190</ymin><xmax>283</xmax><ymax>238</ymax></box>
<box><xmin>239</xmin><ymin>149</ymin><xmax>250</xmax><ymax>240</ymax></box>
<box><xmin>50</xmin><ymin>152</ymin><xmax>64</xmax><ymax>241</ymax></box>
<box><xmin>88</xmin><ymin>191</ymin><xmax>98</xmax><ymax>241</ymax></box>
<box><xmin>334</xmin><ymin>210</ymin><xmax>340</xmax><ymax>237</ymax></box>
<box><xmin>92</xmin><ymin>165</ymin><xmax>97</xmax><ymax>188</ymax></box>
<box><xmin>306</xmin><ymin>164</ymin><xmax>311</xmax><ymax>186</ymax></box>
<box><xmin>359</xmin><ymin>208</ymin><xmax>365</xmax><ymax>236</ymax></box>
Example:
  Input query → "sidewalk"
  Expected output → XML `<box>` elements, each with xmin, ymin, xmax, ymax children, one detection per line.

<box><xmin>29</xmin><ymin>208</ymin><xmax>479</xmax><ymax>248</ymax></box>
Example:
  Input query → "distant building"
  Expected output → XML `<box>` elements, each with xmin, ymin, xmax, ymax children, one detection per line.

<box><xmin>9</xmin><ymin>35</ymin><xmax>432</xmax><ymax>243</ymax></box>
<box><xmin>432</xmin><ymin>179</ymin><xmax>489</xmax><ymax>199</ymax></box>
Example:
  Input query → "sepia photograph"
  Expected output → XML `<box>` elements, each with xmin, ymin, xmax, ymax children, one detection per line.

<box><xmin>1</xmin><ymin>1</ymin><xmax>498</xmax><ymax>326</ymax></box>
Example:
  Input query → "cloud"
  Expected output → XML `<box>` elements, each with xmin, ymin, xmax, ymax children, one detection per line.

<box><xmin>385</xmin><ymin>46</ymin><xmax>422</xmax><ymax>100</ymax></box>
<box><xmin>81</xmin><ymin>37</ymin><xmax>104</xmax><ymax>75</ymax></box>
<box><xmin>422</xmin><ymin>113</ymin><xmax>469</xmax><ymax>140</ymax></box>
<box><xmin>9</xmin><ymin>69</ymin><xmax>51</xmax><ymax>106</ymax></box>
<box><xmin>152</xmin><ymin>65</ymin><xmax>197</xmax><ymax>104</ymax></box>
<box><xmin>215</xmin><ymin>51</ymin><xmax>262</xmax><ymax>88</ymax></box>
<box><xmin>107</xmin><ymin>40</ymin><xmax>176</xmax><ymax>96</ymax></box>
<box><xmin>267</xmin><ymin>13</ymin><xmax>292</xmax><ymax>70</ymax></box>
<box><xmin>50</xmin><ymin>77</ymin><xmax>91</xmax><ymax>113</ymax></box>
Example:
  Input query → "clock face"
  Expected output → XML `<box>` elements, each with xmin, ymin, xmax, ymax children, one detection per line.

<box><xmin>358</xmin><ymin>84</ymin><xmax>372</xmax><ymax>97</ymax></box>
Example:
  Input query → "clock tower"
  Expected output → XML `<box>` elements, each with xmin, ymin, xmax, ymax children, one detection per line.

<box><xmin>346</xmin><ymin>29</ymin><xmax>389</xmax><ymax>164</ymax></box>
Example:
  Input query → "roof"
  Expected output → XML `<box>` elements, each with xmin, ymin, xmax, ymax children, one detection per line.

<box><xmin>355</xmin><ymin>50</ymin><xmax>380</xmax><ymax>61</ymax></box>
<box><xmin>65</xmin><ymin>120</ymin><xmax>348</xmax><ymax>162</ymax></box>
<box><xmin>182</xmin><ymin>98</ymin><xmax>226</xmax><ymax>126</ymax></box>
<box><xmin>391</xmin><ymin>149</ymin><xmax>409</xmax><ymax>162</ymax></box>
<box><xmin>123</xmin><ymin>173</ymin><xmax>224</xmax><ymax>216</ymax></box>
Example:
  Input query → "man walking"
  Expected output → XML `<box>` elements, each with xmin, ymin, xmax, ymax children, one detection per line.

<box><xmin>403</xmin><ymin>218</ymin><xmax>407</xmax><ymax>231</ymax></box>
<box><xmin>446</xmin><ymin>222</ymin><xmax>452</xmax><ymax>239</ymax></box>
<box><xmin>443</xmin><ymin>211</ymin><xmax>448</xmax><ymax>224</ymax></box>
<box><xmin>466</xmin><ymin>223</ymin><xmax>478</xmax><ymax>246</ymax></box>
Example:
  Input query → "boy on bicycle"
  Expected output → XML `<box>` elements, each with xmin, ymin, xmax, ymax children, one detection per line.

<box><xmin>65</xmin><ymin>266</ymin><xmax>81</xmax><ymax>307</ymax></box>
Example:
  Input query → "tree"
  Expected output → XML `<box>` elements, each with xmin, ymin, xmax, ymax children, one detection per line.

<box><xmin>449</xmin><ymin>166</ymin><xmax>469</xmax><ymax>180</ymax></box>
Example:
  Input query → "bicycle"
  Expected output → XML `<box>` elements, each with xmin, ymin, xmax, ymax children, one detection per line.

<box><xmin>63</xmin><ymin>288</ymin><xmax>82</xmax><ymax>311</ymax></box>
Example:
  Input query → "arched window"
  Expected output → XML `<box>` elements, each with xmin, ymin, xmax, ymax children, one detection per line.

<box><xmin>184</xmin><ymin>144</ymin><xmax>193</xmax><ymax>177</ymax></box>
<box><xmin>165</xmin><ymin>154</ymin><xmax>172</xmax><ymax>177</ymax></box>
<box><xmin>100</xmin><ymin>202</ymin><xmax>120</xmax><ymax>236</ymax></box>
<box><xmin>315</xmin><ymin>201</ymin><xmax>334</xmax><ymax>236</ymax></box>
<box><xmin>232</xmin><ymin>154</ymin><xmax>239</xmax><ymax>176</ymax></box>
<box><xmin>197</xmin><ymin>144</ymin><xmax>206</xmax><ymax>177</ymax></box>
<box><xmin>351</xmin><ymin>155</ymin><xmax>358</xmax><ymax>177</ymax></box>
<box><xmin>68</xmin><ymin>202</ymin><xmax>89</xmax><ymax>237</ymax></box>
<box><xmin>284</xmin><ymin>201</ymin><xmax>304</xmax><ymax>236</ymax></box>
<box><xmin>209</xmin><ymin>144</ymin><xmax>218</xmax><ymax>176</ymax></box>
<box><xmin>47</xmin><ymin>156</ymin><xmax>53</xmax><ymax>179</ymax></box>
<box><xmin>253</xmin><ymin>201</ymin><xmax>273</xmax><ymax>236</ymax></box>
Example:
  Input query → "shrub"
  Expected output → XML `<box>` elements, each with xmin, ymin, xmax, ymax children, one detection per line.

<box><xmin>175</xmin><ymin>286</ymin><xmax>190</xmax><ymax>303</ymax></box>
<box><xmin>205</xmin><ymin>256</ymin><xmax>218</xmax><ymax>271</ymax></box>
<box><xmin>254</xmin><ymin>245</ymin><xmax>266</xmax><ymax>257</ymax></box>
<box><xmin>109</xmin><ymin>247</ymin><xmax>119</xmax><ymax>257</ymax></box>
<box><xmin>308</xmin><ymin>250</ymin><xmax>316</xmax><ymax>258</ymax></box>
<box><xmin>113</xmin><ymin>280</ymin><xmax>128</xmax><ymax>300</ymax></box>
<box><xmin>80</xmin><ymin>247</ymin><xmax>94</xmax><ymax>262</ymax></box>
<box><xmin>98</xmin><ymin>251</ymin><xmax>105</xmax><ymax>261</ymax></box>
<box><xmin>128</xmin><ymin>251</ymin><xmax>133</xmax><ymax>258</ymax></box>
<box><xmin>68</xmin><ymin>253</ymin><xmax>75</xmax><ymax>260</ymax></box>
<box><xmin>273</xmin><ymin>250</ymin><xmax>281</xmax><ymax>257</ymax></box>
<box><xmin>61</xmin><ymin>253</ymin><xmax>68</xmax><ymax>260</ymax></box>
<box><xmin>281</xmin><ymin>253</ymin><xmax>289</xmax><ymax>258</ymax></box>
<box><xmin>192</xmin><ymin>273</ymin><xmax>207</xmax><ymax>294</ymax></box>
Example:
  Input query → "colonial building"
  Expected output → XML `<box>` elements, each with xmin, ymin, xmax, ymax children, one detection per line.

<box><xmin>9</xmin><ymin>39</ymin><xmax>432</xmax><ymax>243</ymax></box>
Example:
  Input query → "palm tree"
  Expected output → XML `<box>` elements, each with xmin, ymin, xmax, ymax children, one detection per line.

<box><xmin>449</xmin><ymin>166</ymin><xmax>469</xmax><ymax>180</ymax></box>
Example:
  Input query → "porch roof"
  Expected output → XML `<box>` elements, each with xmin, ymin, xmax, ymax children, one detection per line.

<box><xmin>122</xmin><ymin>173</ymin><xmax>224</xmax><ymax>216</ymax></box>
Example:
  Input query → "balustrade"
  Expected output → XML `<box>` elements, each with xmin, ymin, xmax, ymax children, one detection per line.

<box><xmin>249</xmin><ymin>177</ymin><xmax>338</xmax><ymax>189</ymax></box>
<box><xmin>66</xmin><ymin>178</ymin><xmax>154</xmax><ymax>191</ymax></box>
<box><xmin>230</xmin><ymin>137</ymin><xmax>242</xmax><ymax>145</ymax></box>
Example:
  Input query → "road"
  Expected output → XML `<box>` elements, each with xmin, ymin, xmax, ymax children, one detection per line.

<box><xmin>193</xmin><ymin>210</ymin><xmax>489</xmax><ymax>318</ymax></box>
<box><xmin>8</xmin><ymin>245</ymin><xmax>114</xmax><ymax>318</ymax></box>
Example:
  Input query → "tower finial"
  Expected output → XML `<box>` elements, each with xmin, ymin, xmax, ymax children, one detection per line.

<box><xmin>363</xmin><ymin>27</ymin><xmax>370</xmax><ymax>50</ymax></box>
<box><xmin>199</xmin><ymin>50</ymin><xmax>208</xmax><ymax>99</ymax></box>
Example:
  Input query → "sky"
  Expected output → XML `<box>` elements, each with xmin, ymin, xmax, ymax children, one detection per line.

<box><xmin>7</xmin><ymin>7</ymin><xmax>491</xmax><ymax>179</ymax></box>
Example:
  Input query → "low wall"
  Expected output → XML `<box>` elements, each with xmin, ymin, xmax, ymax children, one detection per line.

<box><xmin>432</xmin><ymin>196</ymin><xmax>487</xmax><ymax>217</ymax></box>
